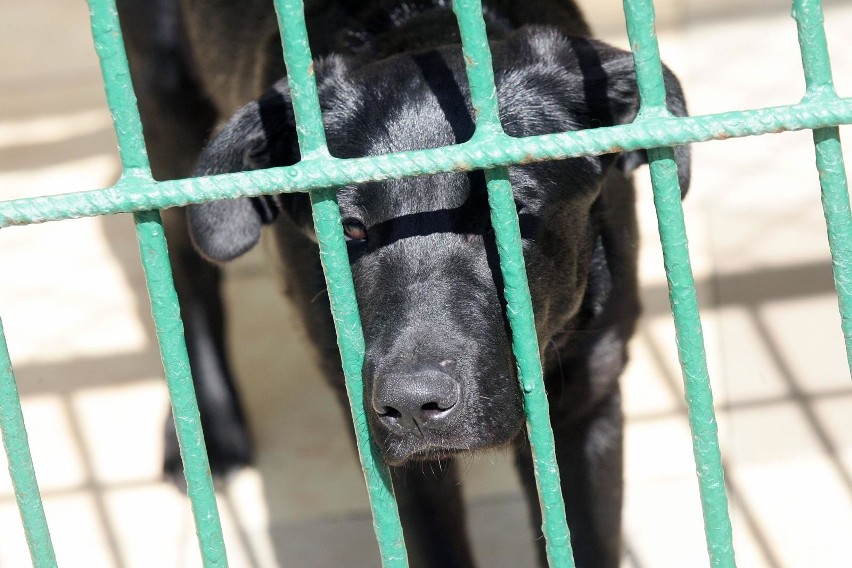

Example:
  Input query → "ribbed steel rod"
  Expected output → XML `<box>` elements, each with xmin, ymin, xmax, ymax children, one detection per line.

<box><xmin>792</xmin><ymin>0</ymin><xmax>852</xmax><ymax>377</ymax></box>
<box><xmin>87</xmin><ymin>1</ymin><xmax>228</xmax><ymax>565</ymax></box>
<box><xmin>0</xmin><ymin>319</ymin><xmax>57</xmax><ymax>568</ymax></box>
<box><xmin>453</xmin><ymin>0</ymin><xmax>574</xmax><ymax>565</ymax></box>
<box><xmin>272</xmin><ymin>1</ymin><xmax>408</xmax><ymax>565</ymax></box>
<box><xmin>623</xmin><ymin>0</ymin><xmax>737</xmax><ymax>566</ymax></box>
<box><xmin>2</xmin><ymin>98</ymin><xmax>851</xmax><ymax>230</ymax></box>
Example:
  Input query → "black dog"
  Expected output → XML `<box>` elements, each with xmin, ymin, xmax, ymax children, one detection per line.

<box><xmin>117</xmin><ymin>1</ymin><xmax>689</xmax><ymax>566</ymax></box>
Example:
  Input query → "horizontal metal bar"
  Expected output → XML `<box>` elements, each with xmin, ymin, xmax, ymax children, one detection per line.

<box><xmin>2</xmin><ymin>97</ymin><xmax>851</xmax><ymax>229</ymax></box>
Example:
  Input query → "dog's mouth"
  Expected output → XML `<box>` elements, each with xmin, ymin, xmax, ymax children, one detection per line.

<box><xmin>382</xmin><ymin>439</ymin><xmax>477</xmax><ymax>467</ymax></box>
<box><xmin>377</xmin><ymin>416</ymin><xmax>526</xmax><ymax>467</ymax></box>
<box><xmin>386</xmin><ymin>445</ymin><xmax>466</xmax><ymax>467</ymax></box>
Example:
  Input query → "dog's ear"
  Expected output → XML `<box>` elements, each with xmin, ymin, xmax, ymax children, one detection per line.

<box><xmin>188</xmin><ymin>85</ymin><xmax>298</xmax><ymax>262</ymax></box>
<box><xmin>566</xmin><ymin>35</ymin><xmax>691</xmax><ymax>195</ymax></box>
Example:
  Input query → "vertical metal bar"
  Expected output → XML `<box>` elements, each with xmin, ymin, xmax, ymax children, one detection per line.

<box><xmin>622</xmin><ymin>1</ymin><xmax>737</xmax><ymax>566</ymax></box>
<box><xmin>0</xmin><ymin>319</ymin><xmax>58</xmax><ymax>568</ymax></box>
<box><xmin>131</xmin><ymin>211</ymin><xmax>229</xmax><ymax>566</ymax></box>
<box><xmin>272</xmin><ymin>0</ymin><xmax>328</xmax><ymax>159</ymax></box>
<box><xmin>86</xmin><ymin>0</ymin><xmax>149</xmax><ymax>173</ymax></box>
<box><xmin>792</xmin><ymin>0</ymin><xmax>852</xmax><ymax>378</ymax></box>
<box><xmin>483</xmin><ymin>168</ymin><xmax>576</xmax><ymax>568</ymax></box>
<box><xmin>453</xmin><ymin>0</ymin><xmax>503</xmax><ymax>136</ymax></box>
<box><xmin>307</xmin><ymin>189</ymin><xmax>409</xmax><ymax>567</ymax></box>
<box><xmin>793</xmin><ymin>0</ymin><xmax>837</xmax><ymax>97</ymax></box>
<box><xmin>453</xmin><ymin>1</ymin><xmax>574</xmax><ymax>566</ymax></box>
<box><xmin>272</xmin><ymin>2</ymin><xmax>408</xmax><ymax>565</ymax></box>
<box><xmin>86</xmin><ymin>1</ymin><xmax>228</xmax><ymax>566</ymax></box>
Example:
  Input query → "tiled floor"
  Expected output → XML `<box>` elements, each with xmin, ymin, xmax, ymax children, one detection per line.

<box><xmin>1</xmin><ymin>1</ymin><xmax>851</xmax><ymax>567</ymax></box>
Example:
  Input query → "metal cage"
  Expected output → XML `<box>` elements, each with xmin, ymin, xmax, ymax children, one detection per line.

<box><xmin>1</xmin><ymin>0</ymin><xmax>850</xmax><ymax>566</ymax></box>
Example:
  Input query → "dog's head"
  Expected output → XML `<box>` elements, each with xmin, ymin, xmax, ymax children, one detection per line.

<box><xmin>188</xmin><ymin>28</ymin><xmax>689</xmax><ymax>465</ymax></box>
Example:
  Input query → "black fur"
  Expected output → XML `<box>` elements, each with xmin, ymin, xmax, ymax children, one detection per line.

<box><xmin>117</xmin><ymin>1</ymin><xmax>689</xmax><ymax>566</ymax></box>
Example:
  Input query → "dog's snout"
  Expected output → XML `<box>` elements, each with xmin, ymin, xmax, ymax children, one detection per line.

<box><xmin>372</xmin><ymin>362</ymin><xmax>461</xmax><ymax>434</ymax></box>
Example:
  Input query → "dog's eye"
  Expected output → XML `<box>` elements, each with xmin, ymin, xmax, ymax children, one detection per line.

<box><xmin>342</xmin><ymin>218</ymin><xmax>367</xmax><ymax>242</ymax></box>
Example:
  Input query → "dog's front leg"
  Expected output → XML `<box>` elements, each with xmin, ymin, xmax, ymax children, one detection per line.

<box><xmin>116</xmin><ymin>0</ymin><xmax>253</xmax><ymax>482</ymax></box>
<box><xmin>160</xmin><ymin>210</ymin><xmax>253</xmax><ymax>480</ymax></box>
<box><xmin>391</xmin><ymin>459</ymin><xmax>476</xmax><ymax>568</ymax></box>
<box><xmin>516</xmin><ymin>391</ymin><xmax>624</xmax><ymax>568</ymax></box>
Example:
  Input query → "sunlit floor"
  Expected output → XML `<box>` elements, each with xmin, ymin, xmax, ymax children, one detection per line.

<box><xmin>1</xmin><ymin>1</ymin><xmax>851</xmax><ymax>567</ymax></box>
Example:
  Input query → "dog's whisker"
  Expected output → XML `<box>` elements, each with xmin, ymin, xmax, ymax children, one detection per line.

<box><xmin>310</xmin><ymin>288</ymin><xmax>328</xmax><ymax>304</ymax></box>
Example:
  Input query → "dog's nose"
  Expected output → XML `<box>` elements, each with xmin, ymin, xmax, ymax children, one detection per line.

<box><xmin>372</xmin><ymin>361</ymin><xmax>461</xmax><ymax>434</ymax></box>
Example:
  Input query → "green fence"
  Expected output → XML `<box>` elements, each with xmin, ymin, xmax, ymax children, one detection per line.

<box><xmin>1</xmin><ymin>0</ymin><xmax>850</xmax><ymax>566</ymax></box>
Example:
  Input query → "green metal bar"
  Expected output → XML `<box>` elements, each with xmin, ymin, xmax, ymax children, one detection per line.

<box><xmin>792</xmin><ymin>0</ymin><xmax>852</xmax><ymax>377</ymax></box>
<box><xmin>273</xmin><ymin>0</ymin><xmax>329</xmax><ymax>158</ymax></box>
<box><xmin>623</xmin><ymin>0</ymin><xmax>737</xmax><ymax>566</ymax></box>
<box><xmin>485</xmin><ymin>167</ymin><xmax>576</xmax><ymax>566</ymax></box>
<box><xmin>308</xmin><ymin>188</ymin><xmax>408</xmax><ymax>566</ymax></box>
<box><xmin>87</xmin><ymin>1</ymin><xmax>228</xmax><ymax>566</ymax></box>
<box><xmin>646</xmin><ymin>149</ymin><xmax>736</xmax><ymax>568</ymax></box>
<box><xmin>453</xmin><ymin>1</ymin><xmax>574</xmax><ymax>565</ymax></box>
<box><xmin>272</xmin><ymin>1</ymin><xmax>408</xmax><ymax>565</ymax></box>
<box><xmin>133</xmin><ymin>211</ymin><xmax>229</xmax><ymax>567</ymax></box>
<box><xmin>86</xmin><ymin>0</ymin><xmax>148</xmax><ymax>173</ymax></box>
<box><xmin>0</xmin><ymin>319</ymin><xmax>57</xmax><ymax>568</ymax></box>
<box><xmin>3</xmin><ymin>98</ymin><xmax>852</xmax><ymax>229</ymax></box>
<box><xmin>453</xmin><ymin>0</ymin><xmax>503</xmax><ymax>136</ymax></box>
<box><xmin>793</xmin><ymin>0</ymin><xmax>837</xmax><ymax>98</ymax></box>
